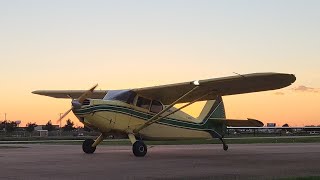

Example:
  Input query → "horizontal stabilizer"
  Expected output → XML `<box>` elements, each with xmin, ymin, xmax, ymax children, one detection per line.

<box><xmin>222</xmin><ymin>118</ymin><xmax>264</xmax><ymax>127</ymax></box>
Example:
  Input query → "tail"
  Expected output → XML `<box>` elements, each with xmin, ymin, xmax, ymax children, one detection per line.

<box><xmin>197</xmin><ymin>96</ymin><xmax>227</xmax><ymax>137</ymax></box>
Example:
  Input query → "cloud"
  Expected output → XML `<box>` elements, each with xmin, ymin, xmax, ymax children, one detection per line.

<box><xmin>292</xmin><ymin>85</ymin><xmax>319</xmax><ymax>93</ymax></box>
<box><xmin>274</xmin><ymin>92</ymin><xmax>285</xmax><ymax>95</ymax></box>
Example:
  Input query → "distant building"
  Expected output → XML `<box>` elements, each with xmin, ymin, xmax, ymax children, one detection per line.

<box><xmin>34</xmin><ymin>125</ymin><xmax>43</xmax><ymax>131</ymax></box>
<box><xmin>37</xmin><ymin>130</ymin><xmax>48</xmax><ymax>137</ymax></box>
<box><xmin>267</xmin><ymin>123</ymin><xmax>276</xmax><ymax>127</ymax></box>
<box><xmin>34</xmin><ymin>125</ymin><xmax>59</xmax><ymax>131</ymax></box>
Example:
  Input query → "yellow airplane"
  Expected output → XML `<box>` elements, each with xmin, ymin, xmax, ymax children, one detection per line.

<box><xmin>33</xmin><ymin>72</ymin><xmax>296</xmax><ymax>157</ymax></box>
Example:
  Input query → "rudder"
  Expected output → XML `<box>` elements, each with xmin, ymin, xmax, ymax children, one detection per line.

<box><xmin>197</xmin><ymin>96</ymin><xmax>227</xmax><ymax>137</ymax></box>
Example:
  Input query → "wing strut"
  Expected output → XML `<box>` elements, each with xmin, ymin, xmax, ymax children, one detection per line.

<box><xmin>133</xmin><ymin>84</ymin><xmax>217</xmax><ymax>133</ymax></box>
<box><xmin>149</xmin><ymin>90</ymin><xmax>216</xmax><ymax>125</ymax></box>
<box><xmin>133</xmin><ymin>85</ymin><xmax>200</xmax><ymax>133</ymax></box>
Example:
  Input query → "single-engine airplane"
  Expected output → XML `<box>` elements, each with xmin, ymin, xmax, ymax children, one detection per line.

<box><xmin>33</xmin><ymin>72</ymin><xmax>296</xmax><ymax>157</ymax></box>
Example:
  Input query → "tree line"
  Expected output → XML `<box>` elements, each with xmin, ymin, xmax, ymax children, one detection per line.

<box><xmin>0</xmin><ymin>119</ymin><xmax>77</xmax><ymax>133</ymax></box>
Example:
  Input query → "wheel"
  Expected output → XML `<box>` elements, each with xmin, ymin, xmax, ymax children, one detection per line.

<box><xmin>82</xmin><ymin>139</ymin><xmax>96</xmax><ymax>154</ymax></box>
<box><xmin>223</xmin><ymin>144</ymin><xmax>228</xmax><ymax>151</ymax></box>
<box><xmin>132</xmin><ymin>141</ymin><xmax>147</xmax><ymax>157</ymax></box>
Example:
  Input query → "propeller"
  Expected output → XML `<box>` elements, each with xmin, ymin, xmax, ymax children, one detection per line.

<box><xmin>57</xmin><ymin>84</ymin><xmax>98</xmax><ymax>123</ymax></box>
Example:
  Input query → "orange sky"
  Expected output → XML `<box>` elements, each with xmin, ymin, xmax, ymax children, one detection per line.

<box><xmin>0</xmin><ymin>1</ymin><xmax>319</xmax><ymax>127</ymax></box>
<box><xmin>2</xmin><ymin>79</ymin><xmax>319</xmax><ymax>127</ymax></box>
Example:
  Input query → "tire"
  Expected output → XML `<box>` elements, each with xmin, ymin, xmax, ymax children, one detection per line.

<box><xmin>132</xmin><ymin>141</ymin><xmax>147</xmax><ymax>157</ymax></box>
<box><xmin>223</xmin><ymin>144</ymin><xmax>228</xmax><ymax>151</ymax></box>
<box><xmin>82</xmin><ymin>139</ymin><xmax>96</xmax><ymax>154</ymax></box>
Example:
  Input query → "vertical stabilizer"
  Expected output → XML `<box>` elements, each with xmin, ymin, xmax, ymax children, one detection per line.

<box><xmin>197</xmin><ymin>96</ymin><xmax>227</xmax><ymax>137</ymax></box>
<box><xmin>197</xmin><ymin>96</ymin><xmax>226</xmax><ymax>121</ymax></box>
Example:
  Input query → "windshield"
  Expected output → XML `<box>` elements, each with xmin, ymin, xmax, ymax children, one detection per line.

<box><xmin>103</xmin><ymin>90</ymin><xmax>136</xmax><ymax>104</ymax></box>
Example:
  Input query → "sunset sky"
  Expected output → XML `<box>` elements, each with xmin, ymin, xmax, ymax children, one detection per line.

<box><xmin>0</xmin><ymin>0</ymin><xmax>319</xmax><ymax>127</ymax></box>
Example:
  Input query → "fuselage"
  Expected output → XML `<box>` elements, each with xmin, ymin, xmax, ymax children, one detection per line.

<box><xmin>73</xmin><ymin>99</ymin><xmax>213</xmax><ymax>140</ymax></box>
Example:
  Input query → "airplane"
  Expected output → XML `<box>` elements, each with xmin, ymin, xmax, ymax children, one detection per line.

<box><xmin>32</xmin><ymin>72</ymin><xmax>296</xmax><ymax>157</ymax></box>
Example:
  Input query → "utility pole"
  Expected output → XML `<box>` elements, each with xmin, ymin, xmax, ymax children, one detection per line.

<box><xmin>4</xmin><ymin>113</ymin><xmax>6</xmax><ymax>121</ymax></box>
<box><xmin>59</xmin><ymin>113</ymin><xmax>63</xmax><ymax>136</ymax></box>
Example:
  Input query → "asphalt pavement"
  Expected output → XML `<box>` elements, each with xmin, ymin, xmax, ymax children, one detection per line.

<box><xmin>0</xmin><ymin>143</ymin><xmax>319</xmax><ymax>179</ymax></box>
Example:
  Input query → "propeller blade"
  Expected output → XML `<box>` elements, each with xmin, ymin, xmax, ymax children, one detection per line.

<box><xmin>57</xmin><ymin>108</ymin><xmax>72</xmax><ymax>123</ymax></box>
<box><xmin>77</xmin><ymin>84</ymin><xmax>98</xmax><ymax>103</ymax></box>
<box><xmin>56</xmin><ymin>84</ymin><xmax>98</xmax><ymax>123</ymax></box>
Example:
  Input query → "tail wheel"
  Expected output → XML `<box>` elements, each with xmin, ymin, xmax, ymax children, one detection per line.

<box><xmin>82</xmin><ymin>139</ymin><xmax>96</xmax><ymax>154</ymax></box>
<box><xmin>223</xmin><ymin>144</ymin><xmax>228</xmax><ymax>151</ymax></box>
<box><xmin>132</xmin><ymin>141</ymin><xmax>147</xmax><ymax>157</ymax></box>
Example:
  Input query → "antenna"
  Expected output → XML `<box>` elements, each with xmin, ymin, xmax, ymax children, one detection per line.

<box><xmin>233</xmin><ymin>72</ymin><xmax>246</xmax><ymax>78</ymax></box>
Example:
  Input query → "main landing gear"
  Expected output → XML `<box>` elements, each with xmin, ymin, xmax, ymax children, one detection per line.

<box><xmin>82</xmin><ymin>133</ymin><xmax>148</xmax><ymax>157</ymax></box>
<box><xmin>82</xmin><ymin>134</ymin><xmax>105</xmax><ymax>154</ymax></box>
<box><xmin>132</xmin><ymin>140</ymin><xmax>147</xmax><ymax>157</ymax></box>
<box><xmin>82</xmin><ymin>133</ymin><xmax>226</xmax><ymax>156</ymax></box>
<box><xmin>128</xmin><ymin>134</ymin><xmax>147</xmax><ymax>157</ymax></box>
<box><xmin>82</xmin><ymin>139</ymin><xmax>96</xmax><ymax>154</ymax></box>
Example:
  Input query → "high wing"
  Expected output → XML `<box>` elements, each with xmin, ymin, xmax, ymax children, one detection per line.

<box><xmin>134</xmin><ymin>72</ymin><xmax>296</xmax><ymax>104</ymax></box>
<box><xmin>32</xmin><ymin>73</ymin><xmax>295</xmax><ymax>104</ymax></box>
<box><xmin>32</xmin><ymin>90</ymin><xmax>108</xmax><ymax>99</ymax></box>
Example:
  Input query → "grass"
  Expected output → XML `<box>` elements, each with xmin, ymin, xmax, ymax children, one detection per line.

<box><xmin>0</xmin><ymin>145</ymin><xmax>28</xmax><ymax>149</ymax></box>
<box><xmin>147</xmin><ymin>136</ymin><xmax>320</xmax><ymax>145</ymax></box>
<box><xmin>1</xmin><ymin>136</ymin><xmax>320</xmax><ymax>145</ymax></box>
<box><xmin>225</xmin><ymin>136</ymin><xmax>320</xmax><ymax>144</ymax></box>
<box><xmin>278</xmin><ymin>176</ymin><xmax>320</xmax><ymax>180</ymax></box>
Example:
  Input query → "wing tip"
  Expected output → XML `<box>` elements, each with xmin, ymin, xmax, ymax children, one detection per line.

<box><xmin>32</xmin><ymin>90</ymin><xmax>40</xmax><ymax>95</ymax></box>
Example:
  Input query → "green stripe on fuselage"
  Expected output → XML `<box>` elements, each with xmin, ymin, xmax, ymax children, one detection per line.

<box><xmin>74</xmin><ymin>105</ymin><xmax>214</xmax><ymax>131</ymax></box>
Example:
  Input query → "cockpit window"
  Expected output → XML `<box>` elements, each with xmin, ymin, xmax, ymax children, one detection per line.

<box><xmin>150</xmin><ymin>100</ymin><xmax>163</xmax><ymax>113</ymax></box>
<box><xmin>136</xmin><ymin>96</ymin><xmax>151</xmax><ymax>110</ymax></box>
<box><xmin>103</xmin><ymin>90</ymin><xmax>136</xmax><ymax>104</ymax></box>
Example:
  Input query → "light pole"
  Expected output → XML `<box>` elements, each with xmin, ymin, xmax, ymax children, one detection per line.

<box><xmin>59</xmin><ymin>113</ymin><xmax>63</xmax><ymax>136</ymax></box>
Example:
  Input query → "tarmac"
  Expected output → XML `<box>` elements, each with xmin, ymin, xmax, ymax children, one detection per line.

<box><xmin>0</xmin><ymin>143</ymin><xmax>319</xmax><ymax>180</ymax></box>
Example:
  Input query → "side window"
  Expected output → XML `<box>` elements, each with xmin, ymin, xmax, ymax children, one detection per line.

<box><xmin>136</xmin><ymin>97</ymin><xmax>151</xmax><ymax>110</ymax></box>
<box><xmin>126</xmin><ymin>92</ymin><xmax>136</xmax><ymax>104</ymax></box>
<box><xmin>150</xmin><ymin>100</ymin><xmax>163</xmax><ymax>113</ymax></box>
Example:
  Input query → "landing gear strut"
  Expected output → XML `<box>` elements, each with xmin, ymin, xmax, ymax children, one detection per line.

<box><xmin>128</xmin><ymin>133</ymin><xmax>147</xmax><ymax>157</ymax></box>
<box><xmin>220</xmin><ymin>138</ymin><xmax>228</xmax><ymax>151</ymax></box>
<box><xmin>208</xmin><ymin>130</ymin><xmax>229</xmax><ymax>151</ymax></box>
